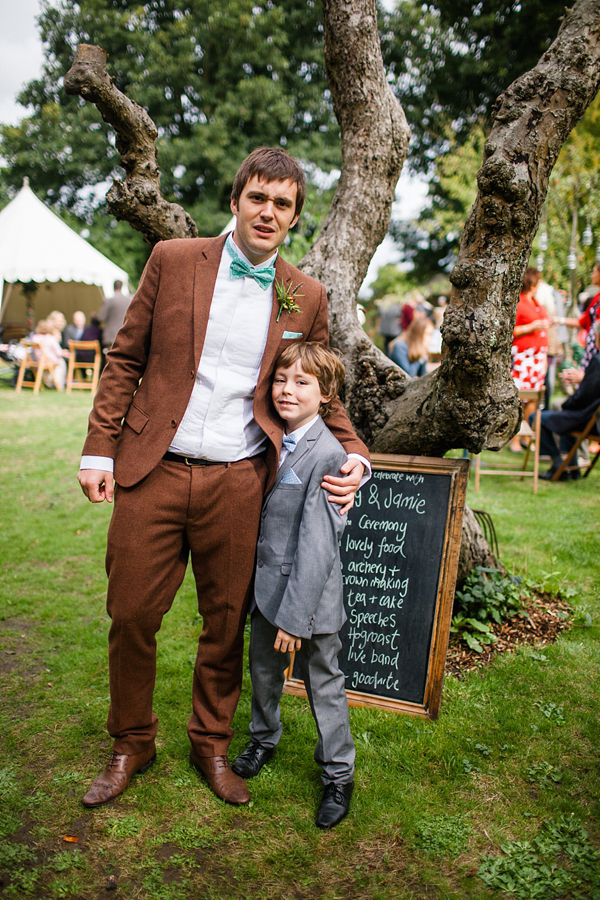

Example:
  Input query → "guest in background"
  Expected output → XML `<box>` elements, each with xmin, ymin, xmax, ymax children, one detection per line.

<box><xmin>98</xmin><ymin>280</ymin><xmax>131</xmax><ymax>350</ymax></box>
<box><xmin>559</xmin><ymin>262</ymin><xmax>600</xmax><ymax>391</ymax></box>
<box><xmin>75</xmin><ymin>315</ymin><xmax>104</xmax><ymax>370</ymax></box>
<box><xmin>377</xmin><ymin>296</ymin><xmax>402</xmax><ymax>355</ymax></box>
<box><xmin>32</xmin><ymin>319</ymin><xmax>69</xmax><ymax>390</ymax></box>
<box><xmin>400</xmin><ymin>302</ymin><xmax>414</xmax><ymax>333</ymax></box>
<box><xmin>62</xmin><ymin>311</ymin><xmax>86</xmax><ymax>349</ymax></box>
<box><xmin>509</xmin><ymin>267</ymin><xmax>549</xmax><ymax>453</ymax></box>
<box><xmin>539</xmin><ymin>319</ymin><xmax>600</xmax><ymax>481</ymax></box>
<box><xmin>535</xmin><ymin>282</ymin><xmax>569</xmax><ymax>408</ymax></box>
<box><xmin>47</xmin><ymin>310</ymin><xmax>67</xmax><ymax>343</ymax></box>
<box><xmin>81</xmin><ymin>314</ymin><xmax>103</xmax><ymax>346</ymax></box>
<box><xmin>428</xmin><ymin>306</ymin><xmax>445</xmax><ymax>356</ymax></box>
<box><xmin>389</xmin><ymin>316</ymin><xmax>434</xmax><ymax>377</ymax></box>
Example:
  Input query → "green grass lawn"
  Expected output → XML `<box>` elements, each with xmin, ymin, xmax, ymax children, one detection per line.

<box><xmin>1</xmin><ymin>390</ymin><xmax>599</xmax><ymax>900</ymax></box>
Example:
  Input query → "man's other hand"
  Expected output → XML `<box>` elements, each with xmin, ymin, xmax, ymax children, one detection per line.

<box><xmin>322</xmin><ymin>458</ymin><xmax>365</xmax><ymax>515</ymax></box>
<box><xmin>78</xmin><ymin>469</ymin><xmax>115</xmax><ymax>503</ymax></box>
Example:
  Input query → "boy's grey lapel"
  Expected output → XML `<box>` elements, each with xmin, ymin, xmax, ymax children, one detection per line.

<box><xmin>265</xmin><ymin>419</ymin><xmax>326</xmax><ymax>504</ymax></box>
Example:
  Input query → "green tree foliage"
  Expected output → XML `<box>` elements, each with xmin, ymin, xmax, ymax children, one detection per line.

<box><xmin>368</xmin><ymin>263</ymin><xmax>418</xmax><ymax>302</ymax></box>
<box><xmin>534</xmin><ymin>94</ymin><xmax>600</xmax><ymax>294</ymax></box>
<box><xmin>0</xmin><ymin>0</ymin><xmax>340</xmax><ymax>277</ymax></box>
<box><xmin>391</xmin><ymin>123</ymin><xmax>485</xmax><ymax>280</ymax></box>
<box><xmin>380</xmin><ymin>0</ymin><xmax>572</xmax><ymax>286</ymax></box>
<box><xmin>381</xmin><ymin>0</ymin><xmax>567</xmax><ymax>172</ymax></box>
<box><xmin>393</xmin><ymin>95</ymin><xmax>600</xmax><ymax>291</ymax></box>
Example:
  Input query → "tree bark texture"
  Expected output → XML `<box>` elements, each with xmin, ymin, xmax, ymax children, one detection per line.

<box><xmin>456</xmin><ymin>508</ymin><xmax>500</xmax><ymax>586</ymax></box>
<box><xmin>373</xmin><ymin>0</ymin><xmax>600</xmax><ymax>455</ymax></box>
<box><xmin>299</xmin><ymin>0</ymin><xmax>411</xmax><ymax>430</ymax></box>
<box><xmin>63</xmin><ymin>2</ymin><xmax>600</xmax><ymax>575</ymax></box>
<box><xmin>64</xmin><ymin>44</ymin><xmax>197</xmax><ymax>244</ymax></box>
<box><xmin>63</xmin><ymin>3</ymin><xmax>600</xmax><ymax>456</ymax></box>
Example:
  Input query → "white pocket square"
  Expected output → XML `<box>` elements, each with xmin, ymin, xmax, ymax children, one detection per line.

<box><xmin>280</xmin><ymin>468</ymin><xmax>302</xmax><ymax>484</ymax></box>
<box><xmin>282</xmin><ymin>331</ymin><xmax>303</xmax><ymax>339</ymax></box>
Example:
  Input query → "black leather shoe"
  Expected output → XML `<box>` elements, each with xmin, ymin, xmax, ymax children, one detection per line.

<box><xmin>232</xmin><ymin>741</ymin><xmax>275</xmax><ymax>778</ymax></box>
<box><xmin>539</xmin><ymin>466</ymin><xmax>570</xmax><ymax>481</ymax></box>
<box><xmin>570</xmin><ymin>468</ymin><xmax>582</xmax><ymax>480</ymax></box>
<box><xmin>315</xmin><ymin>781</ymin><xmax>354</xmax><ymax>829</ymax></box>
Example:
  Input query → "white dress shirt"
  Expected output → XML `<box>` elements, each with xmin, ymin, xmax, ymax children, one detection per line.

<box><xmin>168</xmin><ymin>238</ymin><xmax>274</xmax><ymax>460</ymax></box>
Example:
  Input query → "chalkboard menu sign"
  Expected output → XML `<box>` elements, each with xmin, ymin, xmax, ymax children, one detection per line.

<box><xmin>283</xmin><ymin>455</ymin><xmax>469</xmax><ymax>720</ymax></box>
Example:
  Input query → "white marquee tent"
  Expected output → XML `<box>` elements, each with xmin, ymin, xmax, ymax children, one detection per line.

<box><xmin>0</xmin><ymin>179</ymin><xmax>129</xmax><ymax>336</ymax></box>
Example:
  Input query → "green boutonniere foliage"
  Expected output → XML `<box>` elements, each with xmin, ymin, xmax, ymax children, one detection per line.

<box><xmin>275</xmin><ymin>277</ymin><xmax>304</xmax><ymax>322</ymax></box>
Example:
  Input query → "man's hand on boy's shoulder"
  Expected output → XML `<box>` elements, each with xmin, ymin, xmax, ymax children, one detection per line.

<box><xmin>274</xmin><ymin>628</ymin><xmax>302</xmax><ymax>653</ymax></box>
<box><xmin>322</xmin><ymin>458</ymin><xmax>365</xmax><ymax>515</ymax></box>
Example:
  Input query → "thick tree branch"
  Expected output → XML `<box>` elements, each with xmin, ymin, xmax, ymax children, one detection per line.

<box><xmin>62</xmin><ymin>1</ymin><xmax>600</xmax><ymax>460</ymax></box>
<box><xmin>64</xmin><ymin>44</ymin><xmax>197</xmax><ymax>243</ymax></box>
<box><xmin>373</xmin><ymin>0</ymin><xmax>600</xmax><ymax>454</ymax></box>
<box><xmin>300</xmin><ymin>0</ymin><xmax>411</xmax><ymax>421</ymax></box>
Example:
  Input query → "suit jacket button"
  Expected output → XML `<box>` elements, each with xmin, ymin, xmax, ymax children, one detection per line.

<box><xmin>258</xmin><ymin>561</ymin><xmax>264</xmax><ymax>567</ymax></box>
<box><xmin>171</xmin><ymin>420</ymin><xmax>177</xmax><ymax>427</ymax></box>
<box><xmin>190</xmin><ymin>370</ymin><xmax>195</xmax><ymax>378</ymax></box>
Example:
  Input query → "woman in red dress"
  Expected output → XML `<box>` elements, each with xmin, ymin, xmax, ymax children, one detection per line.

<box><xmin>509</xmin><ymin>267</ymin><xmax>550</xmax><ymax>453</ymax></box>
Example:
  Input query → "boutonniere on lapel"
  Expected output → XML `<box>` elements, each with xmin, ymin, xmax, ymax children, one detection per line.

<box><xmin>275</xmin><ymin>277</ymin><xmax>304</xmax><ymax>322</ymax></box>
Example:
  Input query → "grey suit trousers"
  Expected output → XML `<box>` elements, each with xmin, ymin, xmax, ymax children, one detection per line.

<box><xmin>248</xmin><ymin>610</ymin><xmax>355</xmax><ymax>784</ymax></box>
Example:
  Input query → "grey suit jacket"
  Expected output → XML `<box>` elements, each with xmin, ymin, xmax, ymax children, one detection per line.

<box><xmin>252</xmin><ymin>417</ymin><xmax>348</xmax><ymax>639</ymax></box>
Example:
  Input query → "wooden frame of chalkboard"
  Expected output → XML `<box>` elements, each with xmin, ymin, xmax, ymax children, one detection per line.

<box><xmin>283</xmin><ymin>454</ymin><xmax>469</xmax><ymax>720</ymax></box>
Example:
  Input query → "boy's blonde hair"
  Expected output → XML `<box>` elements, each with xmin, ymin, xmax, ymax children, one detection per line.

<box><xmin>274</xmin><ymin>342</ymin><xmax>345</xmax><ymax>419</ymax></box>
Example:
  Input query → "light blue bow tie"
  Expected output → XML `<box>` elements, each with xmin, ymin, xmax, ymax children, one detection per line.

<box><xmin>226</xmin><ymin>235</ymin><xmax>275</xmax><ymax>290</ymax></box>
<box><xmin>282</xmin><ymin>434</ymin><xmax>297</xmax><ymax>453</ymax></box>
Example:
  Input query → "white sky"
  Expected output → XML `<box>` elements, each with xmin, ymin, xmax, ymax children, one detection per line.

<box><xmin>0</xmin><ymin>0</ymin><xmax>45</xmax><ymax>126</ymax></box>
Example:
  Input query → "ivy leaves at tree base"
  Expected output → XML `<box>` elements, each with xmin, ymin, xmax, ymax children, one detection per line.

<box><xmin>451</xmin><ymin>566</ymin><xmax>527</xmax><ymax>653</ymax></box>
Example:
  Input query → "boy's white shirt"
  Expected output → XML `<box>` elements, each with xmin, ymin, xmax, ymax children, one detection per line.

<box><xmin>279</xmin><ymin>415</ymin><xmax>370</xmax><ymax>489</ymax></box>
<box><xmin>278</xmin><ymin>415</ymin><xmax>320</xmax><ymax>469</ymax></box>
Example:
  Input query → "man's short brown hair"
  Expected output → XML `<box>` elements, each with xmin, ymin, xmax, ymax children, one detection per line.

<box><xmin>273</xmin><ymin>342</ymin><xmax>346</xmax><ymax>419</ymax></box>
<box><xmin>231</xmin><ymin>147</ymin><xmax>306</xmax><ymax>218</ymax></box>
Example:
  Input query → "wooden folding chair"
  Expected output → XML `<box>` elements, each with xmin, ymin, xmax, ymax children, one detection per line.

<box><xmin>15</xmin><ymin>341</ymin><xmax>51</xmax><ymax>394</ymax></box>
<box><xmin>550</xmin><ymin>403</ymin><xmax>600</xmax><ymax>481</ymax></box>
<box><xmin>473</xmin><ymin>389</ymin><xmax>544</xmax><ymax>494</ymax></box>
<box><xmin>66</xmin><ymin>340</ymin><xmax>102</xmax><ymax>394</ymax></box>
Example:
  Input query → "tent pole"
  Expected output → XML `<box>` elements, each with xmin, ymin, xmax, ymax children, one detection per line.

<box><xmin>0</xmin><ymin>280</ymin><xmax>13</xmax><ymax>324</ymax></box>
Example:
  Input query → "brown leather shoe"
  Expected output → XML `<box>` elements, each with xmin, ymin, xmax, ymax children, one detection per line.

<box><xmin>82</xmin><ymin>748</ymin><xmax>156</xmax><ymax>808</ymax></box>
<box><xmin>189</xmin><ymin>750</ymin><xmax>250</xmax><ymax>806</ymax></box>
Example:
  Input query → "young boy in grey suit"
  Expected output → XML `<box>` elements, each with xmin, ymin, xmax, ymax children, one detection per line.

<box><xmin>233</xmin><ymin>342</ymin><xmax>355</xmax><ymax>828</ymax></box>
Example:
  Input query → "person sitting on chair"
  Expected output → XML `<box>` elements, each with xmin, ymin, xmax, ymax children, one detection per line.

<box><xmin>32</xmin><ymin>319</ymin><xmax>70</xmax><ymax>391</ymax></box>
<box><xmin>539</xmin><ymin>319</ymin><xmax>600</xmax><ymax>481</ymax></box>
<box><xmin>62</xmin><ymin>311</ymin><xmax>86</xmax><ymax>349</ymax></box>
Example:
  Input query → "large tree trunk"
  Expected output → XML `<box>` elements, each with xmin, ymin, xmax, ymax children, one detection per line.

<box><xmin>64</xmin><ymin>0</ymin><xmax>600</xmax><ymax>575</ymax></box>
<box><xmin>302</xmin><ymin>0</ymin><xmax>600</xmax><ymax>456</ymax></box>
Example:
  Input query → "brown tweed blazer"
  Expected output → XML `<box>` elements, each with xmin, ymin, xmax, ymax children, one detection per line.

<box><xmin>82</xmin><ymin>234</ymin><xmax>368</xmax><ymax>490</ymax></box>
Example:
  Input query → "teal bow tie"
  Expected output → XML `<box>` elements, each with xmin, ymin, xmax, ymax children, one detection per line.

<box><xmin>226</xmin><ymin>233</ymin><xmax>276</xmax><ymax>289</ymax></box>
<box><xmin>227</xmin><ymin>252</ymin><xmax>275</xmax><ymax>291</ymax></box>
